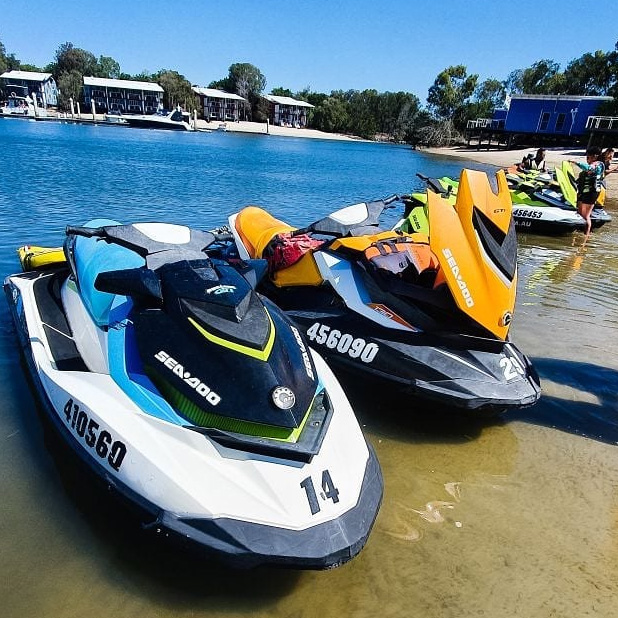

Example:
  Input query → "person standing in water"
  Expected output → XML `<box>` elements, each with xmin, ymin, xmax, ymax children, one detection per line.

<box><xmin>569</xmin><ymin>146</ymin><xmax>604</xmax><ymax>243</ymax></box>
<box><xmin>601</xmin><ymin>147</ymin><xmax>617</xmax><ymax>179</ymax></box>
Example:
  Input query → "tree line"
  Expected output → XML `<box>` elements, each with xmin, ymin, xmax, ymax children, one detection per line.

<box><xmin>1</xmin><ymin>37</ymin><xmax>617</xmax><ymax>144</ymax></box>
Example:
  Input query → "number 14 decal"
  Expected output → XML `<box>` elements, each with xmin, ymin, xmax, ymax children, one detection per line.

<box><xmin>300</xmin><ymin>470</ymin><xmax>340</xmax><ymax>515</ymax></box>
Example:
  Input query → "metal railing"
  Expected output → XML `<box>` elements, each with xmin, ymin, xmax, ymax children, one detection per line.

<box><xmin>466</xmin><ymin>118</ymin><xmax>505</xmax><ymax>129</ymax></box>
<box><xmin>586</xmin><ymin>116</ymin><xmax>618</xmax><ymax>130</ymax></box>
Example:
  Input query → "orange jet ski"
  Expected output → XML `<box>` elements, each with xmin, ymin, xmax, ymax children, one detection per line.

<box><xmin>224</xmin><ymin>169</ymin><xmax>541</xmax><ymax>414</ymax></box>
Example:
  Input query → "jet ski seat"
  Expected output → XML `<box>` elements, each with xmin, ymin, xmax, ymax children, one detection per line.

<box><xmin>72</xmin><ymin>219</ymin><xmax>144</xmax><ymax>326</ymax></box>
<box><xmin>235</xmin><ymin>207</ymin><xmax>323</xmax><ymax>287</ymax></box>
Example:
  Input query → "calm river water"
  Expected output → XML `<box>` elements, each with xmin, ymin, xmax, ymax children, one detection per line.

<box><xmin>1</xmin><ymin>119</ymin><xmax>617</xmax><ymax>618</ymax></box>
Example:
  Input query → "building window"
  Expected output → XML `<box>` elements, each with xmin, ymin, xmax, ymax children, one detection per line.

<box><xmin>539</xmin><ymin>112</ymin><xmax>550</xmax><ymax>131</ymax></box>
<box><xmin>555</xmin><ymin>113</ymin><xmax>566</xmax><ymax>132</ymax></box>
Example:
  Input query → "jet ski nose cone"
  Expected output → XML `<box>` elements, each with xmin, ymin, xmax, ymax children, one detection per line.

<box><xmin>271</xmin><ymin>386</ymin><xmax>296</xmax><ymax>410</ymax></box>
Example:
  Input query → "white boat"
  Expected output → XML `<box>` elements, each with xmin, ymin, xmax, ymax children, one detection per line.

<box><xmin>104</xmin><ymin>110</ymin><xmax>128</xmax><ymax>124</ymax></box>
<box><xmin>0</xmin><ymin>94</ymin><xmax>35</xmax><ymax>117</ymax></box>
<box><xmin>120</xmin><ymin>107</ymin><xmax>193</xmax><ymax>131</ymax></box>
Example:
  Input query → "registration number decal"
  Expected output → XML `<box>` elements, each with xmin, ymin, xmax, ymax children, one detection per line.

<box><xmin>63</xmin><ymin>399</ymin><xmax>127</xmax><ymax>471</ymax></box>
<box><xmin>513</xmin><ymin>208</ymin><xmax>542</xmax><ymax>219</ymax></box>
<box><xmin>306</xmin><ymin>322</ymin><xmax>379</xmax><ymax>363</ymax></box>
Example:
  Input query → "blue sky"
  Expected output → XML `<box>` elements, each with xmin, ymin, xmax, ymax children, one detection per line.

<box><xmin>2</xmin><ymin>0</ymin><xmax>616</xmax><ymax>103</ymax></box>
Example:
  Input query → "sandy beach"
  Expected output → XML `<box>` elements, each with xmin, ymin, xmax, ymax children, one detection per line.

<box><xmin>196</xmin><ymin>118</ymin><xmax>364</xmax><ymax>142</ymax></box>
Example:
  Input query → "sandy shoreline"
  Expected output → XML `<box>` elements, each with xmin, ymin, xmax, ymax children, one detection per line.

<box><xmin>196</xmin><ymin>118</ymin><xmax>364</xmax><ymax>142</ymax></box>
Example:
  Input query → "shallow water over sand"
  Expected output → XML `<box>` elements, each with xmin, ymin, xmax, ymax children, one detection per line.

<box><xmin>1</xmin><ymin>119</ymin><xmax>617</xmax><ymax>618</ymax></box>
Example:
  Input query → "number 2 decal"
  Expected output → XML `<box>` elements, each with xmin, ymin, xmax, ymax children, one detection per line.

<box><xmin>300</xmin><ymin>470</ymin><xmax>340</xmax><ymax>515</ymax></box>
<box><xmin>500</xmin><ymin>354</ymin><xmax>526</xmax><ymax>380</ymax></box>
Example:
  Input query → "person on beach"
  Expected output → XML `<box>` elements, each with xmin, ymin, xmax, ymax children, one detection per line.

<box><xmin>569</xmin><ymin>146</ymin><xmax>604</xmax><ymax>242</ymax></box>
<box><xmin>519</xmin><ymin>148</ymin><xmax>546</xmax><ymax>172</ymax></box>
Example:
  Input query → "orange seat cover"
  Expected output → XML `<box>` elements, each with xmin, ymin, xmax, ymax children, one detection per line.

<box><xmin>235</xmin><ymin>206</ymin><xmax>296</xmax><ymax>258</ymax></box>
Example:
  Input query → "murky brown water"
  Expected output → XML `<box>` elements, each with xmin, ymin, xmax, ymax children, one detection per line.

<box><xmin>1</xmin><ymin>202</ymin><xmax>617</xmax><ymax>618</ymax></box>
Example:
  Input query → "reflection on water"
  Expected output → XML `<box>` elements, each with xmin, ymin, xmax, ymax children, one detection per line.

<box><xmin>2</xmin><ymin>121</ymin><xmax>618</xmax><ymax>618</ymax></box>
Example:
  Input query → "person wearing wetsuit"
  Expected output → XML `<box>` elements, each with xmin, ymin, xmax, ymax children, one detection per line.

<box><xmin>569</xmin><ymin>146</ymin><xmax>604</xmax><ymax>242</ymax></box>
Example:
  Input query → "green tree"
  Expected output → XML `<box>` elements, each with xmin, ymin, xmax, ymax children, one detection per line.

<box><xmin>57</xmin><ymin>69</ymin><xmax>84</xmax><ymax>110</ymax></box>
<box><xmin>131</xmin><ymin>70</ymin><xmax>156</xmax><ymax>82</ymax></box>
<box><xmin>96</xmin><ymin>55</ymin><xmax>121</xmax><ymax>79</ymax></box>
<box><xmin>210</xmin><ymin>63</ymin><xmax>266</xmax><ymax>120</ymax></box>
<box><xmin>346</xmin><ymin>89</ymin><xmax>379</xmax><ymax>139</ymax></box>
<box><xmin>475</xmin><ymin>78</ymin><xmax>506</xmax><ymax>109</ymax></box>
<box><xmin>427</xmin><ymin>65</ymin><xmax>478</xmax><ymax>125</ymax></box>
<box><xmin>271</xmin><ymin>87</ymin><xmax>293</xmax><ymax>97</ymax></box>
<box><xmin>18</xmin><ymin>63</ymin><xmax>43</xmax><ymax>72</ymax></box>
<box><xmin>520</xmin><ymin>59</ymin><xmax>563</xmax><ymax>94</ymax></box>
<box><xmin>381</xmin><ymin>91</ymin><xmax>421</xmax><ymax>140</ymax></box>
<box><xmin>563</xmin><ymin>50</ymin><xmax>616</xmax><ymax>95</ymax></box>
<box><xmin>504</xmin><ymin>69</ymin><xmax>523</xmax><ymax>95</ymax></box>
<box><xmin>52</xmin><ymin>42</ymin><xmax>97</xmax><ymax>78</ymax></box>
<box><xmin>296</xmin><ymin>88</ymin><xmax>328</xmax><ymax>107</ymax></box>
<box><xmin>0</xmin><ymin>39</ymin><xmax>7</xmax><ymax>73</ymax></box>
<box><xmin>456</xmin><ymin>78</ymin><xmax>507</xmax><ymax>128</ymax></box>
<box><xmin>310</xmin><ymin>96</ymin><xmax>350</xmax><ymax>133</ymax></box>
<box><xmin>155</xmin><ymin>69</ymin><xmax>198</xmax><ymax>111</ymax></box>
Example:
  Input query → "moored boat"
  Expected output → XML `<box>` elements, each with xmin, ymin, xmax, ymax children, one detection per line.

<box><xmin>121</xmin><ymin>107</ymin><xmax>193</xmax><ymax>131</ymax></box>
<box><xmin>1</xmin><ymin>94</ymin><xmax>35</xmax><ymax>117</ymax></box>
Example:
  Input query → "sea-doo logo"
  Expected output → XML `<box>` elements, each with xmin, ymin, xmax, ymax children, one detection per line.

<box><xmin>206</xmin><ymin>284</ymin><xmax>236</xmax><ymax>295</ymax></box>
<box><xmin>272</xmin><ymin>386</ymin><xmax>296</xmax><ymax>410</ymax></box>
<box><xmin>442</xmin><ymin>248</ymin><xmax>474</xmax><ymax>308</ymax></box>
<box><xmin>290</xmin><ymin>325</ymin><xmax>315</xmax><ymax>380</ymax></box>
<box><xmin>154</xmin><ymin>351</ymin><xmax>221</xmax><ymax>406</ymax></box>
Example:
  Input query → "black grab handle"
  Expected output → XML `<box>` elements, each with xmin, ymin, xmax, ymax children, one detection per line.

<box><xmin>65</xmin><ymin>225</ymin><xmax>106</xmax><ymax>238</ymax></box>
<box><xmin>383</xmin><ymin>194</ymin><xmax>400</xmax><ymax>206</ymax></box>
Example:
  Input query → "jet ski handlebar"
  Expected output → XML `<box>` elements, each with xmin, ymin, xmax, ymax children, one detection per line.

<box><xmin>65</xmin><ymin>225</ymin><xmax>105</xmax><ymax>238</ymax></box>
<box><xmin>416</xmin><ymin>173</ymin><xmax>452</xmax><ymax>196</ymax></box>
<box><xmin>383</xmin><ymin>194</ymin><xmax>400</xmax><ymax>206</ymax></box>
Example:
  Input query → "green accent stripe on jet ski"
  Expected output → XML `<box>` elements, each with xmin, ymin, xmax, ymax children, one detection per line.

<box><xmin>150</xmin><ymin>373</ymin><xmax>312</xmax><ymax>442</ymax></box>
<box><xmin>188</xmin><ymin>312</ymin><xmax>275</xmax><ymax>361</ymax></box>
